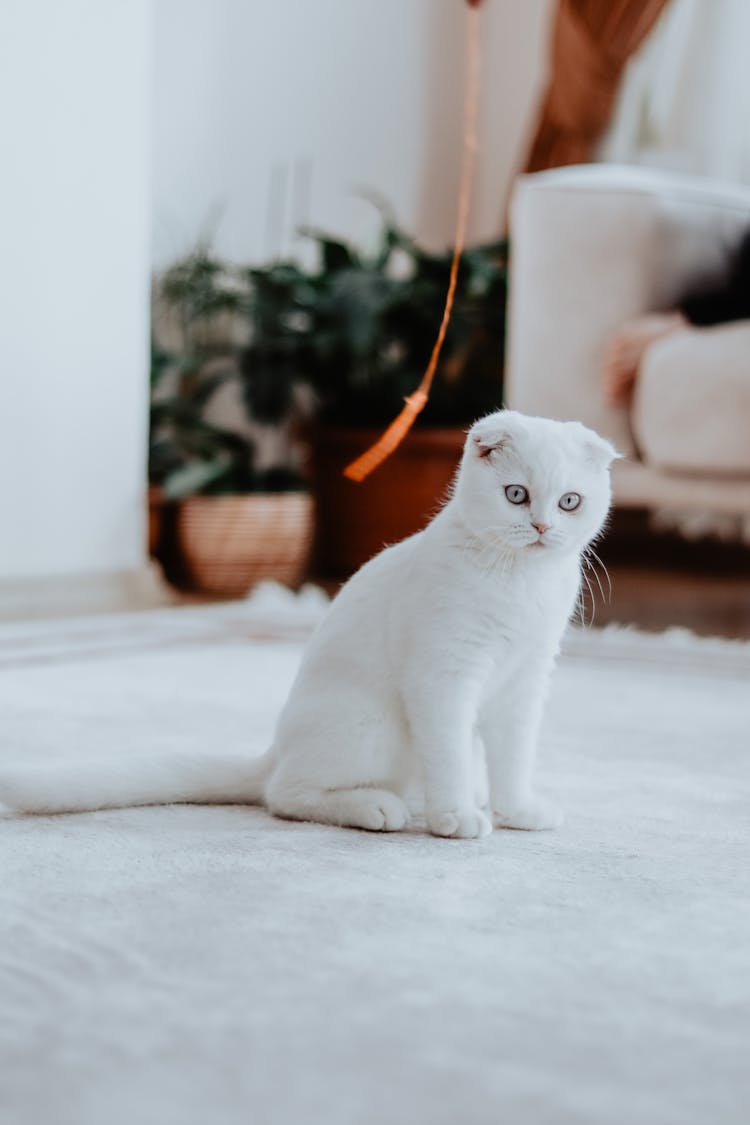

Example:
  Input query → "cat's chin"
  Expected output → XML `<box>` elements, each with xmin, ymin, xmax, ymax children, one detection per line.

<box><xmin>525</xmin><ymin>539</ymin><xmax>557</xmax><ymax>552</ymax></box>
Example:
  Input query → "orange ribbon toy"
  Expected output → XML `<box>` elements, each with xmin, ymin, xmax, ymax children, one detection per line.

<box><xmin>344</xmin><ymin>0</ymin><xmax>484</xmax><ymax>482</ymax></box>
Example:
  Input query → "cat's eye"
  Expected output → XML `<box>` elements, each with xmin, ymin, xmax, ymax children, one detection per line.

<box><xmin>505</xmin><ymin>485</ymin><xmax>529</xmax><ymax>505</ymax></box>
<box><xmin>559</xmin><ymin>492</ymin><xmax>582</xmax><ymax>511</ymax></box>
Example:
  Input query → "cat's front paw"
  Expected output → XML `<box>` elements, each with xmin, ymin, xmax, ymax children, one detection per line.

<box><xmin>427</xmin><ymin>807</ymin><xmax>492</xmax><ymax>839</ymax></box>
<box><xmin>492</xmin><ymin>797</ymin><xmax>563</xmax><ymax>831</ymax></box>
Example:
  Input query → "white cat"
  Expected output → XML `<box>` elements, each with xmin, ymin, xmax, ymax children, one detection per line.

<box><xmin>0</xmin><ymin>411</ymin><xmax>618</xmax><ymax>838</ymax></box>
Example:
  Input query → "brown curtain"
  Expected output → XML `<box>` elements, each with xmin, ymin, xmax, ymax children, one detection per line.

<box><xmin>521</xmin><ymin>0</ymin><xmax>672</xmax><ymax>173</ymax></box>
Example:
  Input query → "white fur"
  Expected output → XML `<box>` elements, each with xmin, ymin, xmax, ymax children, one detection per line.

<box><xmin>0</xmin><ymin>411</ymin><xmax>618</xmax><ymax>838</ymax></box>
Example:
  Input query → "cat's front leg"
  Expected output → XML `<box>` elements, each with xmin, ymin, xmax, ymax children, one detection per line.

<box><xmin>481</xmin><ymin>656</ymin><xmax>563</xmax><ymax>831</ymax></box>
<box><xmin>404</xmin><ymin>673</ymin><xmax>492</xmax><ymax>839</ymax></box>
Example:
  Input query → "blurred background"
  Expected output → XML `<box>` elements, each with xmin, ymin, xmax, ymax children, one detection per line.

<box><xmin>1</xmin><ymin>0</ymin><xmax>749</xmax><ymax>634</ymax></box>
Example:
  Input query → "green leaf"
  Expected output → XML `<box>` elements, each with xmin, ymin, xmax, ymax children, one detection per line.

<box><xmin>298</xmin><ymin>228</ymin><xmax>357</xmax><ymax>272</ymax></box>
<box><xmin>162</xmin><ymin>457</ymin><xmax>232</xmax><ymax>500</ymax></box>
<box><xmin>190</xmin><ymin>369</ymin><xmax>236</xmax><ymax>408</ymax></box>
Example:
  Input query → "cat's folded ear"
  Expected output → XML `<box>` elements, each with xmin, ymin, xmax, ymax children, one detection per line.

<box><xmin>584</xmin><ymin>431</ymin><xmax>623</xmax><ymax>469</ymax></box>
<box><xmin>468</xmin><ymin>416</ymin><xmax>513</xmax><ymax>459</ymax></box>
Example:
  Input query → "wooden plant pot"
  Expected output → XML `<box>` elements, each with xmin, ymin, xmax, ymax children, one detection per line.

<box><xmin>147</xmin><ymin>485</ymin><xmax>165</xmax><ymax>556</ymax></box>
<box><xmin>177</xmin><ymin>493</ymin><xmax>313</xmax><ymax>597</ymax></box>
<box><xmin>313</xmin><ymin>426</ymin><xmax>465</xmax><ymax>578</ymax></box>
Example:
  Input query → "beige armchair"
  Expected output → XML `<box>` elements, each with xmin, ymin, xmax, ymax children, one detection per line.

<box><xmin>506</xmin><ymin>164</ymin><xmax>750</xmax><ymax>518</ymax></box>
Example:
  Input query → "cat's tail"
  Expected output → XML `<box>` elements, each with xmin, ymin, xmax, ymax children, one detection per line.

<box><xmin>0</xmin><ymin>749</ymin><xmax>274</xmax><ymax>816</ymax></box>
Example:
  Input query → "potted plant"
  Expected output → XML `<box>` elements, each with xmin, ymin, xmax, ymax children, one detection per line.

<box><xmin>150</xmin><ymin>216</ymin><xmax>507</xmax><ymax>586</ymax></box>
<box><xmin>150</xmin><ymin>250</ymin><xmax>313</xmax><ymax>596</ymax></box>
<box><xmin>275</xmin><ymin>219</ymin><xmax>508</xmax><ymax>576</ymax></box>
<box><xmin>147</xmin><ymin>341</ymin><xmax>172</xmax><ymax>556</ymax></box>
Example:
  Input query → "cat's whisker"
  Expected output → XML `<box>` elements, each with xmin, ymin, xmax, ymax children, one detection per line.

<box><xmin>497</xmin><ymin>544</ymin><xmax>514</xmax><ymax>577</ymax></box>
<box><xmin>470</xmin><ymin>534</ymin><xmax>502</xmax><ymax>572</ymax></box>
<box><xmin>498</xmin><ymin>546</ymin><xmax>514</xmax><ymax>580</ymax></box>
<box><xmin>586</xmin><ymin>546</ymin><xmax>612</xmax><ymax>602</ymax></box>
<box><xmin>480</xmin><ymin>541</ymin><xmax>510</xmax><ymax>582</ymax></box>
<box><xmin>580</xmin><ymin>568</ymin><xmax>597</xmax><ymax>627</ymax></box>
<box><xmin>462</xmin><ymin>524</ymin><xmax>507</xmax><ymax>565</ymax></box>
<box><xmin>474</xmin><ymin>547</ymin><xmax>498</xmax><ymax>581</ymax></box>
<box><xmin>582</xmin><ymin>550</ymin><xmax>607</xmax><ymax>606</ymax></box>
<box><xmin>468</xmin><ymin>529</ymin><xmax>516</xmax><ymax>580</ymax></box>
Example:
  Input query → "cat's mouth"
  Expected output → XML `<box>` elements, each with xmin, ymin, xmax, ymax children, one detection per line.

<box><xmin>528</xmin><ymin>539</ymin><xmax>547</xmax><ymax>549</ymax></box>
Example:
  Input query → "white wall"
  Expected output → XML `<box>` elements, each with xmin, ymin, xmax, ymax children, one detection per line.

<box><xmin>0</xmin><ymin>0</ymin><xmax>552</xmax><ymax>603</ymax></box>
<box><xmin>0</xmin><ymin>0</ymin><xmax>153</xmax><ymax>583</ymax></box>
<box><xmin>152</xmin><ymin>0</ymin><xmax>553</xmax><ymax>268</ymax></box>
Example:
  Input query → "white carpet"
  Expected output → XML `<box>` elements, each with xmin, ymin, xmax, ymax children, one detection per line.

<box><xmin>1</xmin><ymin>591</ymin><xmax>749</xmax><ymax>1125</ymax></box>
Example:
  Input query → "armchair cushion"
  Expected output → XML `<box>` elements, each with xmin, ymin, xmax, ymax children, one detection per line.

<box><xmin>632</xmin><ymin>321</ymin><xmax>750</xmax><ymax>475</ymax></box>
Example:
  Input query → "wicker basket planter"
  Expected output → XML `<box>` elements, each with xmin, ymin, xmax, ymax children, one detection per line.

<box><xmin>176</xmin><ymin>492</ymin><xmax>313</xmax><ymax>596</ymax></box>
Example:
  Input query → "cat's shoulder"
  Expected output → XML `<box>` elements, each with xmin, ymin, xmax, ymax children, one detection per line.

<box><xmin>329</xmin><ymin>531</ymin><xmax>423</xmax><ymax>604</ymax></box>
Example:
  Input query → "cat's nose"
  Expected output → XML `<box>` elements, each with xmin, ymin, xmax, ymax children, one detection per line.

<box><xmin>532</xmin><ymin>521</ymin><xmax>550</xmax><ymax>535</ymax></box>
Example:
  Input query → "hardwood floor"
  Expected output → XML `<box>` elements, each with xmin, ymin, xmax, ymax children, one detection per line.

<box><xmin>589</xmin><ymin>512</ymin><xmax>750</xmax><ymax>639</ymax></box>
<box><xmin>580</xmin><ymin>561</ymin><xmax>750</xmax><ymax>638</ymax></box>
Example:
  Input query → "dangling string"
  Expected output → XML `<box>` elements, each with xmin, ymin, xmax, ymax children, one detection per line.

<box><xmin>344</xmin><ymin>0</ymin><xmax>483</xmax><ymax>483</ymax></box>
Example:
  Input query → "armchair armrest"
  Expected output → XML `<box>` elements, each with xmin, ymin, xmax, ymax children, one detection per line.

<box><xmin>505</xmin><ymin>164</ymin><xmax>750</xmax><ymax>455</ymax></box>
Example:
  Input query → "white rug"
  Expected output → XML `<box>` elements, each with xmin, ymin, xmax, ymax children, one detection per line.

<box><xmin>1</xmin><ymin>590</ymin><xmax>748</xmax><ymax>1125</ymax></box>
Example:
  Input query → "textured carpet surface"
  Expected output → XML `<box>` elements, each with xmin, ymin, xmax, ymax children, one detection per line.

<box><xmin>1</xmin><ymin>592</ymin><xmax>748</xmax><ymax>1125</ymax></box>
